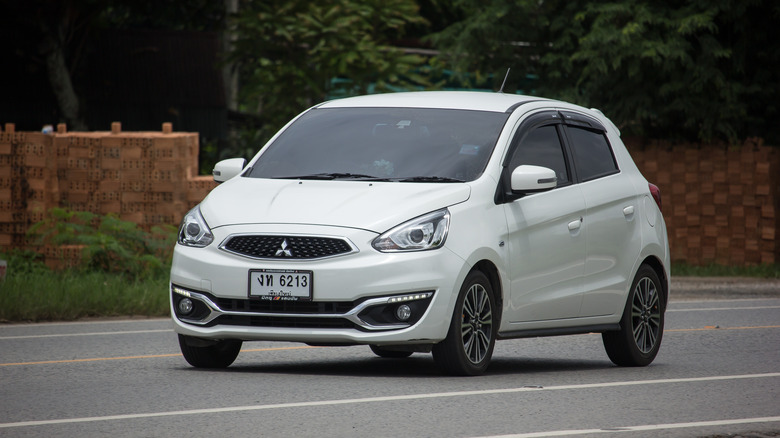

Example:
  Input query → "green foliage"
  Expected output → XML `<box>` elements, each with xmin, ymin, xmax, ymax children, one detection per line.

<box><xmin>430</xmin><ymin>0</ymin><xmax>780</xmax><ymax>143</ymax></box>
<box><xmin>229</xmin><ymin>0</ymin><xmax>432</xmax><ymax>150</ymax></box>
<box><xmin>0</xmin><ymin>249</ymin><xmax>49</xmax><ymax>276</ymax></box>
<box><xmin>0</xmin><ymin>268</ymin><xmax>170</xmax><ymax>322</ymax></box>
<box><xmin>427</xmin><ymin>0</ymin><xmax>563</xmax><ymax>90</ymax></box>
<box><xmin>96</xmin><ymin>0</ymin><xmax>225</xmax><ymax>32</ymax></box>
<box><xmin>27</xmin><ymin>208</ymin><xmax>176</xmax><ymax>277</ymax></box>
<box><xmin>559</xmin><ymin>0</ymin><xmax>771</xmax><ymax>142</ymax></box>
<box><xmin>0</xmin><ymin>209</ymin><xmax>175</xmax><ymax>321</ymax></box>
<box><xmin>672</xmin><ymin>263</ymin><xmax>780</xmax><ymax>279</ymax></box>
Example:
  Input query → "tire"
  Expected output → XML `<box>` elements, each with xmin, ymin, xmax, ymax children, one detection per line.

<box><xmin>369</xmin><ymin>345</ymin><xmax>413</xmax><ymax>358</ymax></box>
<box><xmin>602</xmin><ymin>265</ymin><xmax>665</xmax><ymax>366</ymax></box>
<box><xmin>178</xmin><ymin>334</ymin><xmax>242</xmax><ymax>368</ymax></box>
<box><xmin>432</xmin><ymin>270</ymin><xmax>496</xmax><ymax>376</ymax></box>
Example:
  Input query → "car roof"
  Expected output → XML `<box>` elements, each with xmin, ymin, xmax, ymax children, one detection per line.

<box><xmin>316</xmin><ymin>91</ymin><xmax>552</xmax><ymax>113</ymax></box>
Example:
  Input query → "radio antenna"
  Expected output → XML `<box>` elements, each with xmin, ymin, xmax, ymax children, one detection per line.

<box><xmin>498</xmin><ymin>68</ymin><xmax>511</xmax><ymax>93</ymax></box>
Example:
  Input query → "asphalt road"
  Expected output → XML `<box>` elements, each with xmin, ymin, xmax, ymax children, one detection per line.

<box><xmin>1</xmin><ymin>295</ymin><xmax>779</xmax><ymax>438</ymax></box>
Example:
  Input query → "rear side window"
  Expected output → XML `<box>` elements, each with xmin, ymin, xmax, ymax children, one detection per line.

<box><xmin>566</xmin><ymin>127</ymin><xmax>618</xmax><ymax>181</ymax></box>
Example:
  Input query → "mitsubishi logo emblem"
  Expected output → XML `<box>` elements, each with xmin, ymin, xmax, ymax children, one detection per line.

<box><xmin>275</xmin><ymin>239</ymin><xmax>293</xmax><ymax>257</ymax></box>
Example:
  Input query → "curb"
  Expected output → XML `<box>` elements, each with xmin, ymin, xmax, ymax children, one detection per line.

<box><xmin>671</xmin><ymin>276</ymin><xmax>780</xmax><ymax>299</ymax></box>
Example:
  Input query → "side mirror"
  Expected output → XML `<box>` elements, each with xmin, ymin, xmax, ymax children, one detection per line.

<box><xmin>213</xmin><ymin>158</ymin><xmax>247</xmax><ymax>183</ymax></box>
<box><xmin>510</xmin><ymin>165</ymin><xmax>557</xmax><ymax>193</ymax></box>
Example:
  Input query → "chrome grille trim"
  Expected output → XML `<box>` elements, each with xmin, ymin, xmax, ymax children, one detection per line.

<box><xmin>174</xmin><ymin>288</ymin><xmax>426</xmax><ymax>331</ymax></box>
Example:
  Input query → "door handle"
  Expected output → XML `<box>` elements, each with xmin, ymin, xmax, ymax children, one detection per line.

<box><xmin>623</xmin><ymin>206</ymin><xmax>635</xmax><ymax>216</ymax></box>
<box><xmin>568</xmin><ymin>218</ymin><xmax>582</xmax><ymax>231</ymax></box>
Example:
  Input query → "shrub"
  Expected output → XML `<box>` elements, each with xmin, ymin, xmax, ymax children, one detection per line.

<box><xmin>26</xmin><ymin>207</ymin><xmax>177</xmax><ymax>277</ymax></box>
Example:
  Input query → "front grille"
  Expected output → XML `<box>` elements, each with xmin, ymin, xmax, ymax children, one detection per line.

<box><xmin>221</xmin><ymin>235</ymin><xmax>354</xmax><ymax>259</ymax></box>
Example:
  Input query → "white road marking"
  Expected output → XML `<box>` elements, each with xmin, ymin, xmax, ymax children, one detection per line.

<box><xmin>671</xmin><ymin>298</ymin><xmax>779</xmax><ymax>304</ymax></box>
<box><xmin>0</xmin><ymin>318</ymin><xmax>169</xmax><ymax>328</ymax></box>
<box><xmin>1</xmin><ymin>372</ymin><xmax>778</xmax><ymax>429</ymax></box>
<box><xmin>472</xmin><ymin>416</ymin><xmax>780</xmax><ymax>437</ymax></box>
<box><xmin>0</xmin><ymin>329</ymin><xmax>170</xmax><ymax>340</ymax></box>
<box><xmin>668</xmin><ymin>305</ymin><xmax>780</xmax><ymax>312</ymax></box>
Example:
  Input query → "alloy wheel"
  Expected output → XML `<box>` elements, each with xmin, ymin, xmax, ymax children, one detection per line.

<box><xmin>631</xmin><ymin>277</ymin><xmax>661</xmax><ymax>354</ymax></box>
<box><xmin>461</xmin><ymin>283</ymin><xmax>493</xmax><ymax>364</ymax></box>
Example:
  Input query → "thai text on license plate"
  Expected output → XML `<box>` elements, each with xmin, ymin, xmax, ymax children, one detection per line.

<box><xmin>249</xmin><ymin>269</ymin><xmax>312</xmax><ymax>301</ymax></box>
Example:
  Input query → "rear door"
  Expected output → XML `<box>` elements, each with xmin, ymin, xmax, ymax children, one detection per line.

<box><xmin>560</xmin><ymin>113</ymin><xmax>641</xmax><ymax>317</ymax></box>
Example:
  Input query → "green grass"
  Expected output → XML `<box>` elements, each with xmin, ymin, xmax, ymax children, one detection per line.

<box><xmin>1</xmin><ymin>253</ymin><xmax>776</xmax><ymax>322</ymax></box>
<box><xmin>671</xmin><ymin>263</ymin><xmax>780</xmax><ymax>279</ymax></box>
<box><xmin>3</xmin><ymin>263</ymin><xmax>776</xmax><ymax>323</ymax></box>
<box><xmin>0</xmin><ymin>208</ymin><xmax>175</xmax><ymax>322</ymax></box>
<box><xmin>0</xmin><ymin>269</ymin><xmax>170</xmax><ymax>322</ymax></box>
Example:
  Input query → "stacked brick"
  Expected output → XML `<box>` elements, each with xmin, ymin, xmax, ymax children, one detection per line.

<box><xmin>627</xmin><ymin>138</ymin><xmax>779</xmax><ymax>265</ymax></box>
<box><xmin>0</xmin><ymin>122</ymin><xmax>217</xmax><ymax>256</ymax></box>
<box><xmin>0</xmin><ymin>124</ymin><xmax>61</xmax><ymax>249</ymax></box>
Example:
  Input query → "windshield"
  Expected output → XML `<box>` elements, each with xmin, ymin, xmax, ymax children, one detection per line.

<box><xmin>246</xmin><ymin>107</ymin><xmax>509</xmax><ymax>182</ymax></box>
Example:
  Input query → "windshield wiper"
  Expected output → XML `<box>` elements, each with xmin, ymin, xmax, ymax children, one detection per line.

<box><xmin>275</xmin><ymin>173</ymin><xmax>386</xmax><ymax>181</ymax></box>
<box><xmin>394</xmin><ymin>176</ymin><xmax>465</xmax><ymax>183</ymax></box>
<box><xmin>273</xmin><ymin>173</ymin><xmax>462</xmax><ymax>182</ymax></box>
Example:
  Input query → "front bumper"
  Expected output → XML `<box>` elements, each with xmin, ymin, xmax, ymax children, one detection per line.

<box><xmin>170</xmin><ymin>223</ymin><xmax>466</xmax><ymax>345</ymax></box>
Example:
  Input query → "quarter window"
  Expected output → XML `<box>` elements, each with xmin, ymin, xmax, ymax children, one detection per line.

<box><xmin>566</xmin><ymin>127</ymin><xmax>618</xmax><ymax>181</ymax></box>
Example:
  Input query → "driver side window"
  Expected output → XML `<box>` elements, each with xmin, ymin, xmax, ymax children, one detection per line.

<box><xmin>508</xmin><ymin>125</ymin><xmax>571</xmax><ymax>186</ymax></box>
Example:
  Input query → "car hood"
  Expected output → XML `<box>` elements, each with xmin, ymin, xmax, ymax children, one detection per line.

<box><xmin>200</xmin><ymin>177</ymin><xmax>471</xmax><ymax>233</ymax></box>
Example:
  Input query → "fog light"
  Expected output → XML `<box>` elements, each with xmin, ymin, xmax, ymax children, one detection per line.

<box><xmin>178</xmin><ymin>298</ymin><xmax>194</xmax><ymax>315</ymax></box>
<box><xmin>395</xmin><ymin>304</ymin><xmax>412</xmax><ymax>321</ymax></box>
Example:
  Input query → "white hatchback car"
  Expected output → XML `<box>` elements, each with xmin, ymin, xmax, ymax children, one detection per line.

<box><xmin>171</xmin><ymin>91</ymin><xmax>670</xmax><ymax>375</ymax></box>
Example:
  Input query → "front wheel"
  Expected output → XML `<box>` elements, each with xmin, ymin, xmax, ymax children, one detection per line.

<box><xmin>178</xmin><ymin>334</ymin><xmax>242</xmax><ymax>368</ymax></box>
<box><xmin>432</xmin><ymin>270</ymin><xmax>496</xmax><ymax>376</ymax></box>
<box><xmin>602</xmin><ymin>265</ymin><xmax>665</xmax><ymax>366</ymax></box>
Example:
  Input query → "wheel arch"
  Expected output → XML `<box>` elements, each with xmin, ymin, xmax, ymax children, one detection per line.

<box><xmin>472</xmin><ymin>259</ymin><xmax>503</xmax><ymax>323</ymax></box>
<box><xmin>641</xmin><ymin>255</ymin><xmax>669</xmax><ymax>312</ymax></box>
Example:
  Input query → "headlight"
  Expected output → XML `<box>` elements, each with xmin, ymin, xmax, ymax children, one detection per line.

<box><xmin>178</xmin><ymin>206</ymin><xmax>214</xmax><ymax>247</ymax></box>
<box><xmin>372</xmin><ymin>209</ymin><xmax>450</xmax><ymax>252</ymax></box>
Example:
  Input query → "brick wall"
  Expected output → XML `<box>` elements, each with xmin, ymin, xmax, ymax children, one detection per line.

<box><xmin>625</xmin><ymin>138</ymin><xmax>779</xmax><ymax>265</ymax></box>
<box><xmin>1</xmin><ymin>124</ymin><xmax>778</xmax><ymax>266</ymax></box>
<box><xmin>0</xmin><ymin>123</ymin><xmax>216</xmax><ymax>251</ymax></box>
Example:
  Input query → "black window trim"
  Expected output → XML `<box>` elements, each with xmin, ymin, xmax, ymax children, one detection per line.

<box><xmin>558</xmin><ymin>110</ymin><xmax>606</xmax><ymax>131</ymax></box>
<box><xmin>559</xmin><ymin>121</ymin><xmax>620</xmax><ymax>183</ymax></box>
<box><xmin>495</xmin><ymin>111</ymin><xmax>576</xmax><ymax>204</ymax></box>
<box><xmin>495</xmin><ymin>108</ymin><xmax>626</xmax><ymax>204</ymax></box>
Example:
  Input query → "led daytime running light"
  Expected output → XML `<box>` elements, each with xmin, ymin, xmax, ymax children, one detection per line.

<box><xmin>172</xmin><ymin>286</ymin><xmax>192</xmax><ymax>298</ymax></box>
<box><xmin>388</xmin><ymin>292</ymin><xmax>433</xmax><ymax>303</ymax></box>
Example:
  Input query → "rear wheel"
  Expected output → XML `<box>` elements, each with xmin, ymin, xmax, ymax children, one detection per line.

<box><xmin>432</xmin><ymin>270</ymin><xmax>496</xmax><ymax>376</ymax></box>
<box><xmin>178</xmin><ymin>334</ymin><xmax>242</xmax><ymax>368</ymax></box>
<box><xmin>369</xmin><ymin>345</ymin><xmax>413</xmax><ymax>358</ymax></box>
<box><xmin>602</xmin><ymin>265</ymin><xmax>664</xmax><ymax>366</ymax></box>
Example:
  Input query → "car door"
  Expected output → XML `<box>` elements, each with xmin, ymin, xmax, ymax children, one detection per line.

<box><xmin>500</xmin><ymin>113</ymin><xmax>587</xmax><ymax>323</ymax></box>
<box><xmin>560</xmin><ymin>115</ymin><xmax>642</xmax><ymax>317</ymax></box>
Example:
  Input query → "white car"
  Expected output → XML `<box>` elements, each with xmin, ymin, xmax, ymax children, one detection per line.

<box><xmin>170</xmin><ymin>91</ymin><xmax>670</xmax><ymax>375</ymax></box>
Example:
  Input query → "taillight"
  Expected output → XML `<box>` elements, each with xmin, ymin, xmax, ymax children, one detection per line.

<box><xmin>648</xmin><ymin>183</ymin><xmax>662</xmax><ymax>212</ymax></box>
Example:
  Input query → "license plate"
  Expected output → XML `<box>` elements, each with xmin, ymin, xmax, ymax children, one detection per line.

<box><xmin>249</xmin><ymin>269</ymin><xmax>312</xmax><ymax>301</ymax></box>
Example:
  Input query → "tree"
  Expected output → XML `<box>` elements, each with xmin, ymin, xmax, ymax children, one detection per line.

<box><xmin>229</xmin><ymin>0</ymin><xmax>429</xmax><ymax>150</ymax></box>
<box><xmin>1</xmin><ymin>0</ymin><xmax>95</xmax><ymax>130</ymax></box>
<box><xmin>431</xmin><ymin>0</ymin><xmax>780</xmax><ymax>143</ymax></box>
<box><xmin>0</xmin><ymin>0</ymin><xmax>226</xmax><ymax>132</ymax></box>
